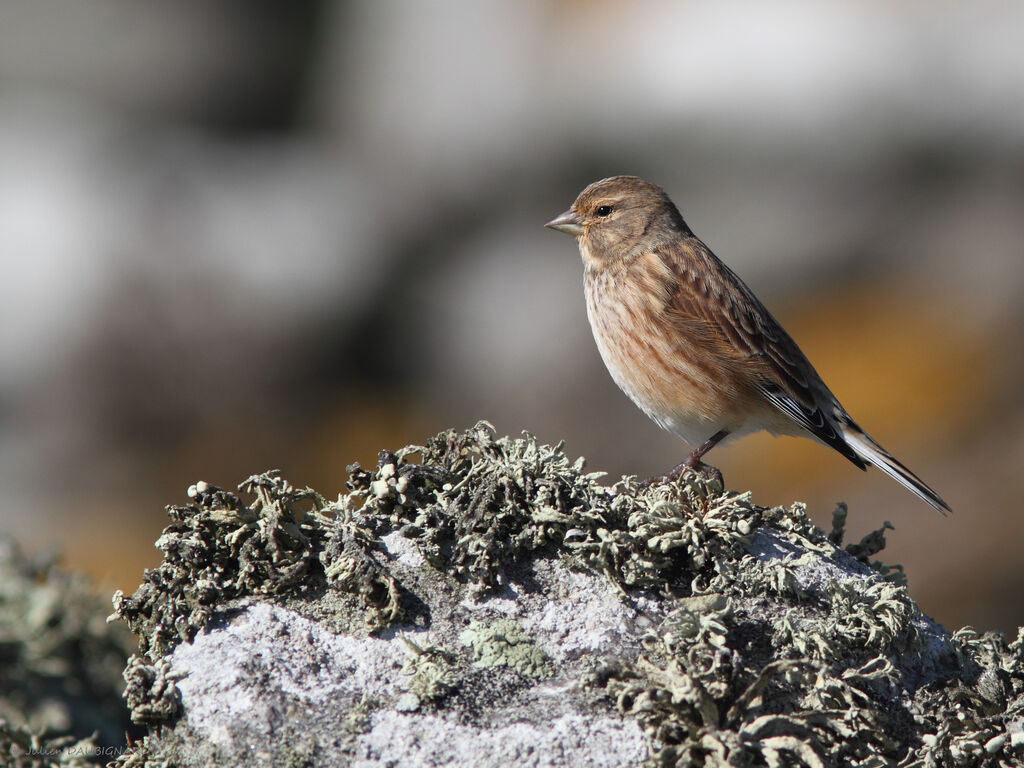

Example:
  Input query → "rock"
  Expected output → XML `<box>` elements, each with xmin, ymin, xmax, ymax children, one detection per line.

<box><xmin>105</xmin><ymin>423</ymin><xmax>1024</xmax><ymax>767</ymax></box>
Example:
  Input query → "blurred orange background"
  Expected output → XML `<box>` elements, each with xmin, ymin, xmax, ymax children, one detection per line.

<box><xmin>2</xmin><ymin>1</ymin><xmax>1022</xmax><ymax>634</ymax></box>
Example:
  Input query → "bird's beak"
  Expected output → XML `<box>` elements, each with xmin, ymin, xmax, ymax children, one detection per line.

<box><xmin>544</xmin><ymin>209</ymin><xmax>584</xmax><ymax>237</ymax></box>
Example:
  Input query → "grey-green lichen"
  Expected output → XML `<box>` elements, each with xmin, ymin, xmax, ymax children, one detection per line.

<box><xmin>401</xmin><ymin>639</ymin><xmax>460</xmax><ymax>704</ymax></box>
<box><xmin>105</xmin><ymin>422</ymin><xmax>1024</xmax><ymax>767</ymax></box>
<box><xmin>458</xmin><ymin>619</ymin><xmax>553</xmax><ymax>678</ymax></box>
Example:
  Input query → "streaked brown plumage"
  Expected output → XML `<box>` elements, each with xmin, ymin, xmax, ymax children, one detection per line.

<box><xmin>545</xmin><ymin>175</ymin><xmax>951</xmax><ymax>514</ymax></box>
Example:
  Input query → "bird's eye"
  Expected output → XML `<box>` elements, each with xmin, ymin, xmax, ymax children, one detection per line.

<box><xmin>596</xmin><ymin>205</ymin><xmax>612</xmax><ymax>217</ymax></box>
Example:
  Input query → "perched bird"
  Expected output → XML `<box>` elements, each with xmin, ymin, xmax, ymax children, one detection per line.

<box><xmin>545</xmin><ymin>175</ymin><xmax>950</xmax><ymax>514</ymax></box>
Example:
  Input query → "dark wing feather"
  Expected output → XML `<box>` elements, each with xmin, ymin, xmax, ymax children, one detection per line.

<box><xmin>657</xmin><ymin>242</ymin><xmax>868</xmax><ymax>470</ymax></box>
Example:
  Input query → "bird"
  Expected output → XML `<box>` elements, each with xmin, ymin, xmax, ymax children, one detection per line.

<box><xmin>545</xmin><ymin>175</ymin><xmax>951</xmax><ymax>514</ymax></box>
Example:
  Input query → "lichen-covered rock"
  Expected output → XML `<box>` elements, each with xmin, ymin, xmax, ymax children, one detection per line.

<box><xmin>0</xmin><ymin>537</ymin><xmax>135</xmax><ymax>763</ymax></box>
<box><xmin>0</xmin><ymin>719</ymin><xmax>101</xmax><ymax>768</ymax></box>
<box><xmin>107</xmin><ymin>423</ymin><xmax>1024</xmax><ymax>767</ymax></box>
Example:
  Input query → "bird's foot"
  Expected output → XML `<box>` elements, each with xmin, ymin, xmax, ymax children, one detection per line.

<box><xmin>642</xmin><ymin>459</ymin><xmax>723</xmax><ymax>489</ymax></box>
<box><xmin>687</xmin><ymin>460</ymin><xmax>724</xmax><ymax>487</ymax></box>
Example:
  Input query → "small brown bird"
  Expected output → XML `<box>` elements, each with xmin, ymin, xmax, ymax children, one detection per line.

<box><xmin>546</xmin><ymin>175</ymin><xmax>950</xmax><ymax>514</ymax></box>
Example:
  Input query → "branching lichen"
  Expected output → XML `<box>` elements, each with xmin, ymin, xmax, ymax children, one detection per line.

<box><xmin>111</xmin><ymin>473</ymin><xmax>326</xmax><ymax>661</ymax></box>
<box><xmin>401</xmin><ymin>639</ymin><xmax>460</xmax><ymax>704</ymax></box>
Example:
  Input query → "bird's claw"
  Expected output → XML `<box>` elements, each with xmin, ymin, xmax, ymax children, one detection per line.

<box><xmin>642</xmin><ymin>460</ymin><xmax>724</xmax><ymax>489</ymax></box>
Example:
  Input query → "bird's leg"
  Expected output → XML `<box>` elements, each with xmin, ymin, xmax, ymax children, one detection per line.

<box><xmin>683</xmin><ymin>429</ymin><xmax>729</xmax><ymax>474</ymax></box>
<box><xmin>649</xmin><ymin>430</ymin><xmax>729</xmax><ymax>487</ymax></box>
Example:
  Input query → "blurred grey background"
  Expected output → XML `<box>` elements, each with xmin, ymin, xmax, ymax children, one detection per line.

<box><xmin>2</xmin><ymin>0</ymin><xmax>1022</xmax><ymax>633</ymax></box>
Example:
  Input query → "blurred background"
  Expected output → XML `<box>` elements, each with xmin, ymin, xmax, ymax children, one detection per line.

<box><xmin>1</xmin><ymin>0</ymin><xmax>1022</xmax><ymax>634</ymax></box>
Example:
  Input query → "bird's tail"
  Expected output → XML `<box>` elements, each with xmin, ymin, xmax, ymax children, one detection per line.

<box><xmin>840</xmin><ymin>426</ymin><xmax>951</xmax><ymax>516</ymax></box>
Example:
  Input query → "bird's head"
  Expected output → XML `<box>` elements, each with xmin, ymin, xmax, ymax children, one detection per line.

<box><xmin>545</xmin><ymin>175</ymin><xmax>690</xmax><ymax>267</ymax></box>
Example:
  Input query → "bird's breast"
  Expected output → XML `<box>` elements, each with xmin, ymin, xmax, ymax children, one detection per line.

<box><xmin>583</xmin><ymin>261</ymin><xmax>758</xmax><ymax>445</ymax></box>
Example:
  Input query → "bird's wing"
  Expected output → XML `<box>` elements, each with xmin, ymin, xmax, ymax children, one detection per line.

<box><xmin>657</xmin><ymin>244</ymin><xmax>868</xmax><ymax>469</ymax></box>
